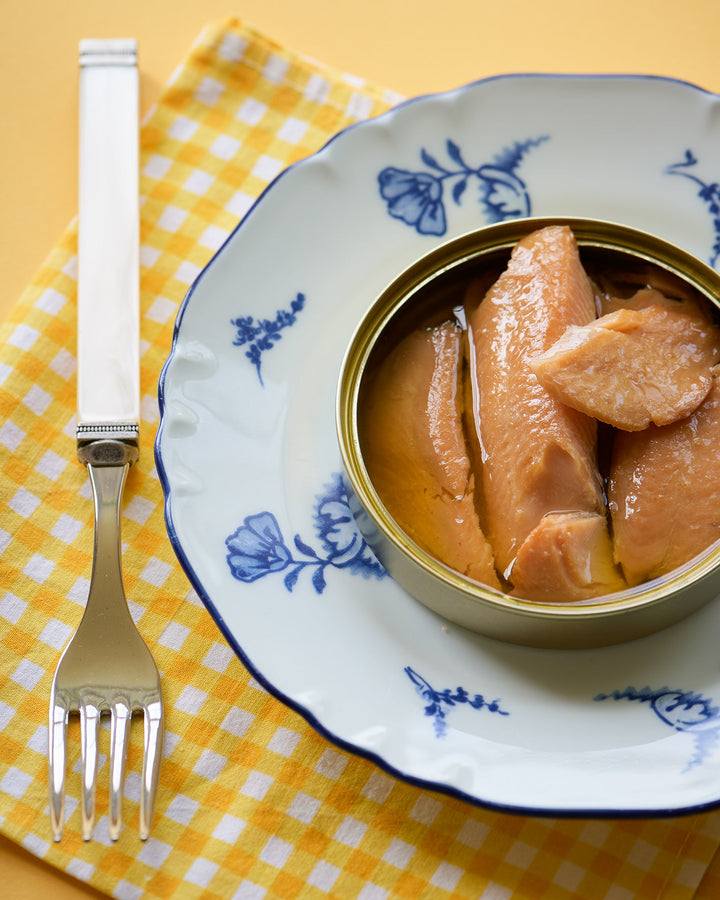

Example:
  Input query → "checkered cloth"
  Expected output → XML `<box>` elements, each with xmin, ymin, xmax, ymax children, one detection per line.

<box><xmin>2</xmin><ymin>17</ymin><xmax>720</xmax><ymax>899</ymax></box>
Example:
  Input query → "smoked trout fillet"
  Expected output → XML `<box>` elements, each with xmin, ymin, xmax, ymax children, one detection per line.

<box><xmin>533</xmin><ymin>282</ymin><xmax>720</xmax><ymax>431</ymax></box>
<box><xmin>360</xmin><ymin>321</ymin><xmax>500</xmax><ymax>588</ymax></box>
<box><xmin>510</xmin><ymin>511</ymin><xmax>624</xmax><ymax>602</ymax></box>
<box><xmin>608</xmin><ymin>374</ymin><xmax>720</xmax><ymax>586</ymax></box>
<box><xmin>466</xmin><ymin>225</ymin><xmax>622</xmax><ymax>599</ymax></box>
<box><xmin>531</xmin><ymin>303</ymin><xmax>718</xmax><ymax>430</ymax></box>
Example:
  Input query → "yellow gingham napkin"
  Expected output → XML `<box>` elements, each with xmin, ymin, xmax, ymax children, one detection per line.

<box><xmin>3</xmin><ymin>17</ymin><xmax>720</xmax><ymax>899</ymax></box>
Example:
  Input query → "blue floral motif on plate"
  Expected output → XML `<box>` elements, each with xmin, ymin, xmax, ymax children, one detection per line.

<box><xmin>666</xmin><ymin>151</ymin><xmax>720</xmax><ymax>268</ymax></box>
<box><xmin>231</xmin><ymin>292</ymin><xmax>305</xmax><ymax>385</ymax></box>
<box><xmin>225</xmin><ymin>473</ymin><xmax>386</xmax><ymax>594</ymax></box>
<box><xmin>405</xmin><ymin>666</ymin><xmax>509</xmax><ymax>738</ymax></box>
<box><xmin>595</xmin><ymin>686</ymin><xmax>720</xmax><ymax>771</ymax></box>
<box><xmin>377</xmin><ymin>136</ymin><xmax>549</xmax><ymax>236</ymax></box>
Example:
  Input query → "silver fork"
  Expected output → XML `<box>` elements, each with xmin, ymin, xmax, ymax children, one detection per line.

<box><xmin>49</xmin><ymin>38</ymin><xmax>163</xmax><ymax>842</ymax></box>
<box><xmin>49</xmin><ymin>434</ymin><xmax>163</xmax><ymax>841</ymax></box>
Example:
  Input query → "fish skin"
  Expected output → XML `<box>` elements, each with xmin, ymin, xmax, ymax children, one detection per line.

<box><xmin>466</xmin><ymin>225</ymin><xmax>606</xmax><ymax>582</ymax></box>
<box><xmin>531</xmin><ymin>303</ymin><xmax>720</xmax><ymax>430</ymax></box>
<box><xmin>361</xmin><ymin>321</ymin><xmax>500</xmax><ymax>588</ymax></box>
<box><xmin>608</xmin><ymin>374</ymin><xmax>720</xmax><ymax>586</ymax></box>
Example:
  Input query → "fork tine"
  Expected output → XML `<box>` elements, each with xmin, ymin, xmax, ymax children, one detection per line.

<box><xmin>139</xmin><ymin>699</ymin><xmax>163</xmax><ymax>840</ymax></box>
<box><xmin>49</xmin><ymin>701</ymin><xmax>68</xmax><ymax>841</ymax></box>
<box><xmin>108</xmin><ymin>700</ymin><xmax>132</xmax><ymax>841</ymax></box>
<box><xmin>79</xmin><ymin>703</ymin><xmax>100</xmax><ymax>840</ymax></box>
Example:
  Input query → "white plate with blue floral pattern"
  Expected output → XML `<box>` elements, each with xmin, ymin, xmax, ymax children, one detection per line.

<box><xmin>156</xmin><ymin>74</ymin><xmax>720</xmax><ymax>816</ymax></box>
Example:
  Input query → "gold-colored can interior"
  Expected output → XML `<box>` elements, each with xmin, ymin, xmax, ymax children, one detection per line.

<box><xmin>336</xmin><ymin>217</ymin><xmax>720</xmax><ymax>648</ymax></box>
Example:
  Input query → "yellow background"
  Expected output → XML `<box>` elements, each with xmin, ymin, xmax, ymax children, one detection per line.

<box><xmin>3</xmin><ymin>0</ymin><xmax>720</xmax><ymax>322</ymax></box>
<box><xmin>1</xmin><ymin>1</ymin><xmax>719</xmax><ymax>896</ymax></box>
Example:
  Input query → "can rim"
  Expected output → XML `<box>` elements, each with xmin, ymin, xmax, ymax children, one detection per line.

<box><xmin>336</xmin><ymin>216</ymin><xmax>720</xmax><ymax>622</ymax></box>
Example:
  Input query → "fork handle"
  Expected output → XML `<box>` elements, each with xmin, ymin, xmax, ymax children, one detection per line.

<box><xmin>78</xmin><ymin>437</ymin><xmax>139</xmax><ymax>632</ymax></box>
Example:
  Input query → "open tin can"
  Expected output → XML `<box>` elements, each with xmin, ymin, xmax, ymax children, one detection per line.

<box><xmin>336</xmin><ymin>217</ymin><xmax>720</xmax><ymax>648</ymax></box>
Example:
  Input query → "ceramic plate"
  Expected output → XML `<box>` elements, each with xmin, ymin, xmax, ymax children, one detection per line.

<box><xmin>156</xmin><ymin>74</ymin><xmax>720</xmax><ymax>816</ymax></box>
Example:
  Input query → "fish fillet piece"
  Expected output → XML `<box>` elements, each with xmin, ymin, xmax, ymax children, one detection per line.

<box><xmin>510</xmin><ymin>512</ymin><xmax>625</xmax><ymax>602</ymax></box>
<box><xmin>596</xmin><ymin>272</ymin><xmax>709</xmax><ymax>317</ymax></box>
<box><xmin>361</xmin><ymin>321</ymin><xmax>500</xmax><ymax>587</ymax></box>
<box><xmin>531</xmin><ymin>303</ymin><xmax>719</xmax><ymax>430</ymax></box>
<box><xmin>466</xmin><ymin>225</ymin><xmax>606</xmax><ymax>586</ymax></box>
<box><xmin>608</xmin><ymin>375</ymin><xmax>720</xmax><ymax>586</ymax></box>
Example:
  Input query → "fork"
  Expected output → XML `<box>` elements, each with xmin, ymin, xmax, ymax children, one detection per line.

<box><xmin>49</xmin><ymin>435</ymin><xmax>163</xmax><ymax>841</ymax></box>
